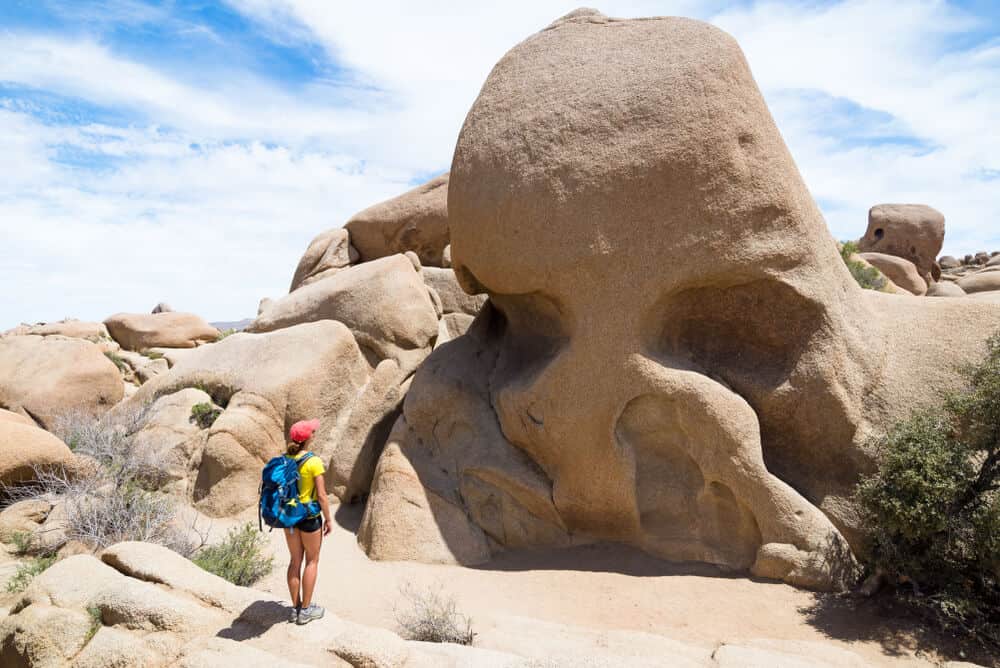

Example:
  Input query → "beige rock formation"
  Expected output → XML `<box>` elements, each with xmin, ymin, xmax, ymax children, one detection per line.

<box><xmin>858</xmin><ymin>252</ymin><xmax>927</xmax><ymax>295</ymax></box>
<box><xmin>3</xmin><ymin>319</ymin><xmax>110</xmax><ymax>341</ymax></box>
<box><xmin>360</xmin><ymin>10</ymin><xmax>1000</xmax><ymax>591</ymax></box>
<box><xmin>423</xmin><ymin>267</ymin><xmax>487</xmax><ymax>316</ymax></box>
<box><xmin>859</xmin><ymin>204</ymin><xmax>945</xmax><ymax>278</ymax></box>
<box><xmin>115</xmin><ymin>321</ymin><xmax>404</xmax><ymax>515</ymax></box>
<box><xmin>0</xmin><ymin>335</ymin><xmax>123</xmax><ymax>428</ymax></box>
<box><xmin>345</xmin><ymin>174</ymin><xmax>450</xmax><ymax>267</ymax></box>
<box><xmin>104</xmin><ymin>312</ymin><xmax>220</xmax><ymax>351</ymax></box>
<box><xmin>289</xmin><ymin>228</ymin><xmax>359</xmax><ymax>292</ymax></box>
<box><xmin>248</xmin><ymin>254</ymin><xmax>439</xmax><ymax>375</ymax></box>
<box><xmin>926</xmin><ymin>281</ymin><xmax>966</xmax><ymax>298</ymax></box>
<box><xmin>0</xmin><ymin>421</ymin><xmax>74</xmax><ymax>487</ymax></box>
<box><xmin>957</xmin><ymin>270</ymin><xmax>1000</xmax><ymax>294</ymax></box>
<box><xmin>938</xmin><ymin>255</ymin><xmax>960</xmax><ymax>269</ymax></box>
<box><xmin>130</xmin><ymin>388</ymin><xmax>214</xmax><ymax>497</ymax></box>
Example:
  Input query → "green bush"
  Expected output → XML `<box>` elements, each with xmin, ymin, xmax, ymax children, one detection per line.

<box><xmin>190</xmin><ymin>402</ymin><xmax>222</xmax><ymax>429</ymax></box>
<box><xmin>9</xmin><ymin>530</ymin><xmax>36</xmax><ymax>556</ymax></box>
<box><xmin>216</xmin><ymin>328</ymin><xmax>237</xmax><ymax>342</ymax></box>
<box><xmin>856</xmin><ymin>331</ymin><xmax>1000</xmax><ymax>648</ymax></box>
<box><xmin>192</xmin><ymin>523</ymin><xmax>273</xmax><ymax>586</ymax></box>
<box><xmin>840</xmin><ymin>240</ymin><xmax>888</xmax><ymax>291</ymax></box>
<box><xmin>103</xmin><ymin>351</ymin><xmax>128</xmax><ymax>373</ymax></box>
<box><xmin>142</xmin><ymin>350</ymin><xmax>164</xmax><ymax>361</ymax></box>
<box><xmin>6</xmin><ymin>555</ymin><xmax>56</xmax><ymax>593</ymax></box>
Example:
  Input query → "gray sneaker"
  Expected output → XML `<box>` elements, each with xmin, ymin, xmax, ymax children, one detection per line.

<box><xmin>296</xmin><ymin>603</ymin><xmax>325</xmax><ymax>625</ymax></box>
<box><xmin>289</xmin><ymin>605</ymin><xmax>300</xmax><ymax>623</ymax></box>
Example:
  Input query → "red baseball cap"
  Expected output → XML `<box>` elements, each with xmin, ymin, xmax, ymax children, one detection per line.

<box><xmin>289</xmin><ymin>419</ymin><xmax>320</xmax><ymax>443</ymax></box>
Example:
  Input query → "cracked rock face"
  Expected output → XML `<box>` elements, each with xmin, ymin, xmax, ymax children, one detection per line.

<box><xmin>358</xmin><ymin>10</ymin><xmax>1000</xmax><ymax>590</ymax></box>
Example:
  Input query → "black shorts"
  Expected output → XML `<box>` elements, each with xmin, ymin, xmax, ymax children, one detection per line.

<box><xmin>295</xmin><ymin>515</ymin><xmax>323</xmax><ymax>533</ymax></box>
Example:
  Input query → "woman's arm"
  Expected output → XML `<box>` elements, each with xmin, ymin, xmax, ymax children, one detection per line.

<box><xmin>314</xmin><ymin>473</ymin><xmax>333</xmax><ymax>536</ymax></box>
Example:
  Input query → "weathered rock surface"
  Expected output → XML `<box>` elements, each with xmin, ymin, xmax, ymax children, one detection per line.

<box><xmin>118</xmin><ymin>323</ymin><xmax>366</xmax><ymax>515</ymax></box>
<box><xmin>361</xmin><ymin>9</ymin><xmax>1000</xmax><ymax>590</ymax></box>
<box><xmin>938</xmin><ymin>255</ymin><xmax>960</xmax><ymax>269</ymax></box>
<box><xmin>957</xmin><ymin>270</ymin><xmax>1000</xmax><ymax>295</ymax></box>
<box><xmin>345</xmin><ymin>174</ymin><xmax>450</xmax><ymax>267</ymax></box>
<box><xmin>422</xmin><ymin>267</ymin><xmax>487</xmax><ymax>316</ymax></box>
<box><xmin>0</xmin><ymin>335</ymin><xmax>123</xmax><ymax>428</ymax></box>
<box><xmin>130</xmin><ymin>388</ymin><xmax>214</xmax><ymax>497</ymax></box>
<box><xmin>104</xmin><ymin>312</ymin><xmax>219</xmax><ymax>351</ymax></box>
<box><xmin>858</xmin><ymin>252</ymin><xmax>927</xmax><ymax>295</ymax></box>
<box><xmin>926</xmin><ymin>281</ymin><xmax>966</xmax><ymax>298</ymax></box>
<box><xmin>2</xmin><ymin>319</ymin><xmax>110</xmax><ymax>341</ymax></box>
<box><xmin>249</xmin><ymin>254</ymin><xmax>439</xmax><ymax>375</ymax></box>
<box><xmin>289</xmin><ymin>228</ymin><xmax>359</xmax><ymax>292</ymax></box>
<box><xmin>859</xmin><ymin>204</ymin><xmax>945</xmax><ymax>277</ymax></box>
<box><xmin>0</xmin><ymin>421</ymin><xmax>74</xmax><ymax>487</ymax></box>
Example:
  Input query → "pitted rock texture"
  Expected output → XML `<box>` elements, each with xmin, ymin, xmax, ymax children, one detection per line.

<box><xmin>360</xmin><ymin>9</ymin><xmax>1000</xmax><ymax>590</ymax></box>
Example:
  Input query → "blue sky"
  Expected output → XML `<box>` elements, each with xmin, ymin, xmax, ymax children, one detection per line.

<box><xmin>0</xmin><ymin>1</ymin><xmax>998</xmax><ymax>328</ymax></box>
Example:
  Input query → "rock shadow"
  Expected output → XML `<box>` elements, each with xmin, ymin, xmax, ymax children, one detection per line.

<box><xmin>216</xmin><ymin>599</ymin><xmax>289</xmax><ymax>641</ymax></box>
<box><xmin>334</xmin><ymin>499</ymin><xmax>364</xmax><ymax>532</ymax></box>
<box><xmin>472</xmin><ymin>541</ymin><xmax>740</xmax><ymax>579</ymax></box>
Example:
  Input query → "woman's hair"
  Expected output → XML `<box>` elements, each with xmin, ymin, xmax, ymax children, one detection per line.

<box><xmin>286</xmin><ymin>440</ymin><xmax>306</xmax><ymax>456</ymax></box>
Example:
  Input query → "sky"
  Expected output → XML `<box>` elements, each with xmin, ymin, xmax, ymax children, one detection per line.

<box><xmin>0</xmin><ymin>1</ymin><xmax>998</xmax><ymax>328</ymax></box>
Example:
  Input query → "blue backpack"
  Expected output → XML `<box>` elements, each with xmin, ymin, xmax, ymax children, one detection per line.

<box><xmin>258</xmin><ymin>452</ymin><xmax>320</xmax><ymax>530</ymax></box>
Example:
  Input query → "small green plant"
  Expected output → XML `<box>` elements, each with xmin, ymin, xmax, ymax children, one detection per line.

<box><xmin>6</xmin><ymin>555</ymin><xmax>56</xmax><ymax>593</ymax></box>
<box><xmin>192</xmin><ymin>523</ymin><xmax>273</xmax><ymax>586</ymax></box>
<box><xmin>840</xmin><ymin>240</ymin><xmax>888</xmax><ymax>291</ymax></box>
<box><xmin>9</xmin><ymin>530</ymin><xmax>36</xmax><ymax>556</ymax></box>
<box><xmin>216</xmin><ymin>328</ymin><xmax>237</xmax><ymax>342</ymax></box>
<box><xmin>142</xmin><ymin>350</ymin><xmax>164</xmax><ymax>361</ymax></box>
<box><xmin>84</xmin><ymin>605</ymin><xmax>102</xmax><ymax>643</ymax></box>
<box><xmin>394</xmin><ymin>583</ymin><xmax>475</xmax><ymax>645</ymax></box>
<box><xmin>190</xmin><ymin>402</ymin><xmax>222</xmax><ymax>429</ymax></box>
<box><xmin>856</xmin><ymin>330</ymin><xmax>1000</xmax><ymax>649</ymax></box>
<box><xmin>103</xmin><ymin>351</ymin><xmax>128</xmax><ymax>373</ymax></box>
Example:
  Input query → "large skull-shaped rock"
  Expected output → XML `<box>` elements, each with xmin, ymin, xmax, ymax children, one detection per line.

<box><xmin>358</xmin><ymin>10</ymin><xmax>1000</xmax><ymax>590</ymax></box>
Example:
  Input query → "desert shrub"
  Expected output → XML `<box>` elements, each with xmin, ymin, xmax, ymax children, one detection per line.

<box><xmin>142</xmin><ymin>350</ymin><xmax>165</xmax><ymax>360</ymax></box>
<box><xmin>6</xmin><ymin>406</ymin><xmax>206</xmax><ymax>557</ymax></box>
<box><xmin>192</xmin><ymin>523</ymin><xmax>273</xmax><ymax>586</ymax></box>
<box><xmin>103</xmin><ymin>351</ymin><xmax>128</xmax><ymax>373</ymax></box>
<box><xmin>856</xmin><ymin>330</ymin><xmax>1000</xmax><ymax>648</ymax></box>
<box><xmin>6</xmin><ymin>554</ymin><xmax>56</xmax><ymax>593</ymax></box>
<box><xmin>394</xmin><ymin>583</ymin><xmax>475</xmax><ymax>645</ymax></box>
<box><xmin>9</xmin><ymin>530</ymin><xmax>36</xmax><ymax>556</ymax></box>
<box><xmin>190</xmin><ymin>402</ymin><xmax>222</xmax><ymax>429</ymax></box>
<box><xmin>216</xmin><ymin>328</ymin><xmax>237</xmax><ymax>342</ymax></box>
<box><xmin>840</xmin><ymin>240</ymin><xmax>887</xmax><ymax>291</ymax></box>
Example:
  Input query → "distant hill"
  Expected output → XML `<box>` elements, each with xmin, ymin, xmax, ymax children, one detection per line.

<box><xmin>210</xmin><ymin>318</ymin><xmax>253</xmax><ymax>332</ymax></box>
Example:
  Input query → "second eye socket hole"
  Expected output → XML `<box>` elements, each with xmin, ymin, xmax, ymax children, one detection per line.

<box><xmin>489</xmin><ymin>292</ymin><xmax>570</xmax><ymax>372</ymax></box>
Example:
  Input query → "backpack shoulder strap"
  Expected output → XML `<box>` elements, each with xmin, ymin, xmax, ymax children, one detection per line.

<box><xmin>296</xmin><ymin>451</ymin><xmax>315</xmax><ymax>468</ymax></box>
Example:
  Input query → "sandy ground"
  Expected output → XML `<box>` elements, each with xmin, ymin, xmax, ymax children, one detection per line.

<box><xmin>235</xmin><ymin>502</ymin><xmax>969</xmax><ymax>667</ymax></box>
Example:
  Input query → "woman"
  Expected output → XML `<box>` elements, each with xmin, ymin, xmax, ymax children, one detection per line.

<box><xmin>283</xmin><ymin>418</ymin><xmax>332</xmax><ymax>625</ymax></box>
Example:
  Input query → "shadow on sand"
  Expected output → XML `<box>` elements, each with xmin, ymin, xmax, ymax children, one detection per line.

<box><xmin>800</xmin><ymin>592</ymin><xmax>998</xmax><ymax>667</ymax></box>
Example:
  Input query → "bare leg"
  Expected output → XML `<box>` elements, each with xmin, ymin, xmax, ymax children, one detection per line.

<box><xmin>284</xmin><ymin>528</ymin><xmax>305</xmax><ymax>607</ymax></box>
<box><xmin>299</xmin><ymin>526</ymin><xmax>323</xmax><ymax>608</ymax></box>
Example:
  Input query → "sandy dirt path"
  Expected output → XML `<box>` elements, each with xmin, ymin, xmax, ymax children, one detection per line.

<box><xmin>244</xmin><ymin>503</ymin><xmax>951</xmax><ymax>667</ymax></box>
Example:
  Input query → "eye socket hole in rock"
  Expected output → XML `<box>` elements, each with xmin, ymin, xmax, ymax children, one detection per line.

<box><xmin>873</xmin><ymin>228</ymin><xmax>884</xmax><ymax>241</ymax></box>
<box><xmin>648</xmin><ymin>279</ymin><xmax>823</xmax><ymax>393</ymax></box>
<box><xmin>489</xmin><ymin>291</ymin><xmax>570</xmax><ymax>383</ymax></box>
